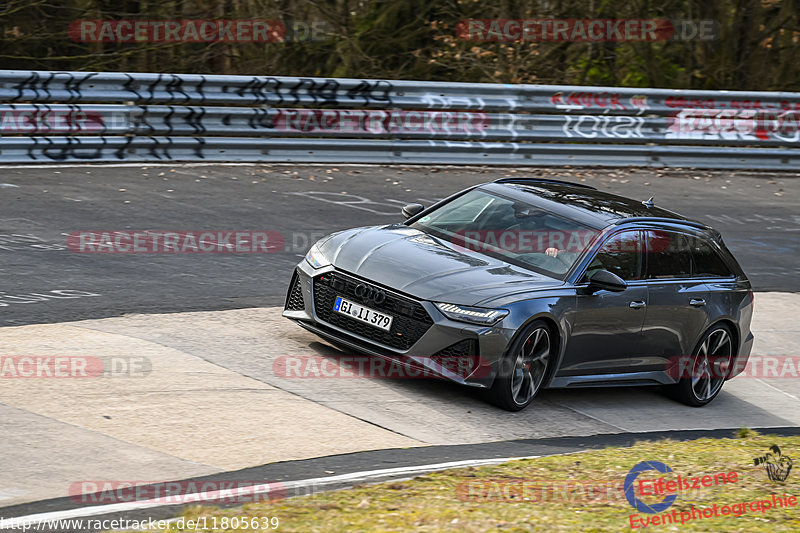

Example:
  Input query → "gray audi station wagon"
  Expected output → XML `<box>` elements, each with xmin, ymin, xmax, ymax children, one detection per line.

<box><xmin>284</xmin><ymin>178</ymin><xmax>753</xmax><ymax>411</ymax></box>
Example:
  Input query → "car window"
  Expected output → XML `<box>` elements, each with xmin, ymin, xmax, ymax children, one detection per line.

<box><xmin>411</xmin><ymin>188</ymin><xmax>598</xmax><ymax>280</ymax></box>
<box><xmin>585</xmin><ymin>231</ymin><xmax>643</xmax><ymax>281</ymax></box>
<box><xmin>688</xmin><ymin>236</ymin><xmax>734</xmax><ymax>278</ymax></box>
<box><xmin>645</xmin><ymin>230</ymin><xmax>691</xmax><ymax>279</ymax></box>
<box><xmin>428</xmin><ymin>193</ymin><xmax>497</xmax><ymax>225</ymax></box>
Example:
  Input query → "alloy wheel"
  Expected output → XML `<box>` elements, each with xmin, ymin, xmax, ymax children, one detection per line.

<box><xmin>691</xmin><ymin>328</ymin><xmax>733</xmax><ymax>402</ymax></box>
<box><xmin>510</xmin><ymin>326</ymin><xmax>550</xmax><ymax>405</ymax></box>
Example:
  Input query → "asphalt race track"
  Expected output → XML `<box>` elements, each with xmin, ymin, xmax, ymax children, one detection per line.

<box><xmin>1</xmin><ymin>163</ymin><xmax>799</xmax><ymax>518</ymax></box>
<box><xmin>0</xmin><ymin>164</ymin><xmax>798</xmax><ymax>327</ymax></box>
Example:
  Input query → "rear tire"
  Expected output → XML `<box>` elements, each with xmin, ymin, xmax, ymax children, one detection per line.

<box><xmin>669</xmin><ymin>324</ymin><xmax>734</xmax><ymax>407</ymax></box>
<box><xmin>488</xmin><ymin>320</ymin><xmax>552</xmax><ymax>411</ymax></box>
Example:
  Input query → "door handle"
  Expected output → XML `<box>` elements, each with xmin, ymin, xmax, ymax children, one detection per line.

<box><xmin>629</xmin><ymin>301</ymin><xmax>647</xmax><ymax>309</ymax></box>
<box><xmin>690</xmin><ymin>298</ymin><xmax>706</xmax><ymax>307</ymax></box>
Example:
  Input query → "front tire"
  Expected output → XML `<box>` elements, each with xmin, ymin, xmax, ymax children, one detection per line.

<box><xmin>669</xmin><ymin>324</ymin><xmax>734</xmax><ymax>407</ymax></box>
<box><xmin>488</xmin><ymin>320</ymin><xmax>552</xmax><ymax>411</ymax></box>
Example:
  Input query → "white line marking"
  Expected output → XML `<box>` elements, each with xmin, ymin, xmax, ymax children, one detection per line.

<box><xmin>0</xmin><ymin>489</ymin><xmax>28</xmax><ymax>501</ymax></box>
<box><xmin>0</xmin><ymin>455</ymin><xmax>540</xmax><ymax>527</ymax></box>
<box><xmin>755</xmin><ymin>378</ymin><xmax>800</xmax><ymax>403</ymax></box>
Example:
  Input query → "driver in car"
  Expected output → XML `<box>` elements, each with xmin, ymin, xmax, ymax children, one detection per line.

<box><xmin>510</xmin><ymin>203</ymin><xmax>567</xmax><ymax>258</ymax></box>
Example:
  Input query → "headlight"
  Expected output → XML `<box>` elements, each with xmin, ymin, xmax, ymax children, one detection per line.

<box><xmin>305</xmin><ymin>243</ymin><xmax>331</xmax><ymax>269</ymax></box>
<box><xmin>435</xmin><ymin>302</ymin><xmax>508</xmax><ymax>326</ymax></box>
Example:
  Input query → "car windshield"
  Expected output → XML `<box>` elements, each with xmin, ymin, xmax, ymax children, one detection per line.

<box><xmin>410</xmin><ymin>188</ymin><xmax>600</xmax><ymax>279</ymax></box>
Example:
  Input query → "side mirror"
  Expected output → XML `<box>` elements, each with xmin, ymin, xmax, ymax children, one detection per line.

<box><xmin>588</xmin><ymin>269</ymin><xmax>628</xmax><ymax>292</ymax></box>
<box><xmin>401</xmin><ymin>203</ymin><xmax>424</xmax><ymax>219</ymax></box>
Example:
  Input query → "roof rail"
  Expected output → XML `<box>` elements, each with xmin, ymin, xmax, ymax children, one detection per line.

<box><xmin>493</xmin><ymin>177</ymin><xmax>597</xmax><ymax>190</ymax></box>
<box><xmin>613</xmin><ymin>217</ymin><xmax>709</xmax><ymax>229</ymax></box>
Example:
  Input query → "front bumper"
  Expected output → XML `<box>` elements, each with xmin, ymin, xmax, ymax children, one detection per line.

<box><xmin>282</xmin><ymin>261</ymin><xmax>516</xmax><ymax>387</ymax></box>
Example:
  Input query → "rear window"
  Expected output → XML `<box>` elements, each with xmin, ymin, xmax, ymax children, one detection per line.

<box><xmin>688</xmin><ymin>235</ymin><xmax>735</xmax><ymax>278</ymax></box>
<box><xmin>646</xmin><ymin>231</ymin><xmax>734</xmax><ymax>279</ymax></box>
<box><xmin>646</xmin><ymin>231</ymin><xmax>691</xmax><ymax>279</ymax></box>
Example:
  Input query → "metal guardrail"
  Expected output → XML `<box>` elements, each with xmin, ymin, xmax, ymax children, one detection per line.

<box><xmin>2</xmin><ymin>70</ymin><xmax>800</xmax><ymax>167</ymax></box>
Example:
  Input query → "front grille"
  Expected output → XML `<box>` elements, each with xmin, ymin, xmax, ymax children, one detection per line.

<box><xmin>285</xmin><ymin>272</ymin><xmax>305</xmax><ymax>311</ymax></box>
<box><xmin>313</xmin><ymin>271</ymin><xmax>433</xmax><ymax>350</ymax></box>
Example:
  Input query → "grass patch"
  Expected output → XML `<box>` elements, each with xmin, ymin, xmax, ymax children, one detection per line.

<box><xmin>135</xmin><ymin>431</ymin><xmax>800</xmax><ymax>532</ymax></box>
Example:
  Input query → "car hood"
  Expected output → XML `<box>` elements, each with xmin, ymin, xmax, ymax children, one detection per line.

<box><xmin>319</xmin><ymin>224</ymin><xmax>563</xmax><ymax>306</ymax></box>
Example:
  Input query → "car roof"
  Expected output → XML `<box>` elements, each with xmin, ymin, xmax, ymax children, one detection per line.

<box><xmin>481</xmin><ymin>178</ymin><xmax>695</xmax><ymax>229</ymax></box>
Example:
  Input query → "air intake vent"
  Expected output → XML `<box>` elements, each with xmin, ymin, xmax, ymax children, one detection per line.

<box><xmin>285</xmin><ymin>273</ymin><xmax>305</xmax><ymax>311</ymax></box>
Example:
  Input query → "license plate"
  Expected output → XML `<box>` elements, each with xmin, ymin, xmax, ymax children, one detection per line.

<box><xmin>334</xmin><ymin>296</ymin><xmax>393</xmax><ymax>331</ymax></box>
